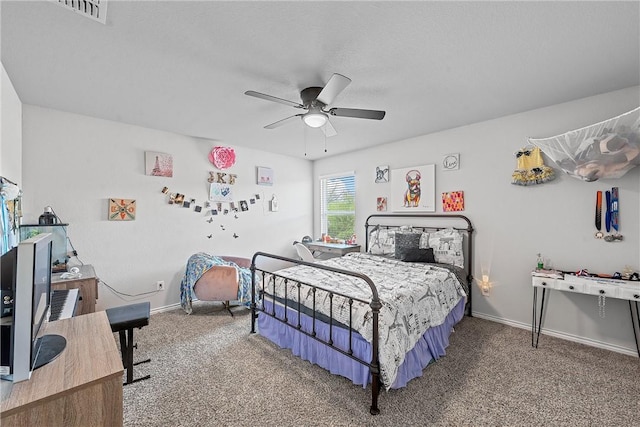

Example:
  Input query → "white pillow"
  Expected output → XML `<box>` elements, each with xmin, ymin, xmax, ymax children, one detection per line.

<box><xmin>418</xmin><ymin>232</ymin><xmax>430</xmax><ymax>249</ymax></box>
<box><xmin>428</xmin><ymin>228</ymin><xmax>464</xmax><ymax>268</ymax></box>
<box><xmin>368</xmin><ymin>227</ymin><xmax>396</xmax><ymax>256</ymax></box>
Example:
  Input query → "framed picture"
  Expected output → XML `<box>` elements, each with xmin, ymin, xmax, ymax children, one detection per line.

<box><xmin>390</xmin><ymin>164</ymin><xmax>435</xmax><ymax>212</ymax></box>
<box><xmin>375</xmin><ymin>165</ymin><xmax>389</xmax><ymax>183</ymax></box>
<box><xmin>376</xmin><ymin>197</ymin><xmax>387</xmax><ymax>211</ymax></box>
<box><xmin>257</xmin><ymin>166</ymin><xmax>274</xmax><ymax>186</ymax></box>
<box><xmin>108</xmin><ymin>198</ymin><xmax>136</xmax><ymax>221</ymax></box>
<box><xmin>145</xmin><ymin>151</ymin><xmax>173</xmax><ymax>177</ymax></box>
<box><xmin>442</xmin><ymin>153</ymin><xmax>460</xmax><ymax>171</ymax></box>
<box><xmin>209</xmin><ymin>183</ymin><xmax>234</xmax><ymax>202</ymax></box>
<box><xmin>442</xmin><ymin>191</ymin><xmax>464</xmax><ymax>212</ymax></box>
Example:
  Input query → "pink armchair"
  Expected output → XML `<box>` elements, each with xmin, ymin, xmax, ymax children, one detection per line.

<box><xmin>192</xmin><ymin>256</ymin><xmax>251</xmax><ymax>316</ymax></box>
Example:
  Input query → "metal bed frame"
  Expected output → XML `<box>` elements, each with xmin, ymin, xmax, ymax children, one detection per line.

<box><xmin>250</xmin><ymin>213</ymin><xmax>474</xmax><ymax>415</ymax></box>
<box><xmin>365</xmin><ymin>213</ymin><xmax>474</xmax><ymax>316</ymax></box>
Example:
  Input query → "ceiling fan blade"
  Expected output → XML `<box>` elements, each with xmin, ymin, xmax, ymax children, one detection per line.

<box><xmin>317</xmin><ymin>73</ymin><xmax>351</xmax><ymax>105</ymax></box>
<box><xmin>328</xmin><ymin>107</ymin><xmax>386</xmax><ymax>120</ymax></box>
<box><xmin>321</xmin><ymin>119</ymin><xmax>337</xmax><ymax>137</ymax></box>
<box><xmin>245</xmin><ymin>91</ymin><xmax>304</xmax><ymax>109</ymax></box>
<box><xmin>264</xmin><ymin>114</ymin><xmax>303</xmax><ymax>129</ymax></box>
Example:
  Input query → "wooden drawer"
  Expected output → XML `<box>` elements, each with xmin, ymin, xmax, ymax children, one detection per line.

<box><xmin>585</xmin><ymin>281</ymin><xmax>619</xmax><ymax>299</ymax></box>
<box><xmin>556</xmin><ymin>280</ymin><xmax>585</xmax><ymax>293</ymax></box>
<box><xmin>618</xmin><ymin>286</ymin><xmax>640</xmax><ymax>301</ymax></box>
<box><xmin>320</xmin><ymin>246</ymin><xmax>343</xmax><ymax>255</ymax></box>
<box><xmin>532</xmin><ymin>277</ymin><xmax>556</xmax><ymax>289</ymax></box>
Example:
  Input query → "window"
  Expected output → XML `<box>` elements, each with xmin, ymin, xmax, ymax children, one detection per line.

<box><xmin>320</xmin><ymin>172</ymin><xmax>355</xmax><ymax>240</ymax></box>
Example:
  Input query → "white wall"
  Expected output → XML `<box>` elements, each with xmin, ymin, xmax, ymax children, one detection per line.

<box><xmin>0</xmin><ymin>62</ymin><xmax>22</xmax><ymax>183</ymax></box>
<box><xmin>16</xmin><ymin>87</ymin><xmax>640</xmax><ymax>354</ymax></box>
<box><xmin>314</xmin><ymin>86</ymin><xmax>640</xmax><ymax>356</ymax></box>
<box><xmin>21</xmin><ymin>106</ymin><xmax>313</xmax><ymax>311</ymax></box>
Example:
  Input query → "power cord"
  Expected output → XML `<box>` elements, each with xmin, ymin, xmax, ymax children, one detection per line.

<box><xmin>51</xmin><ymin>206</ymin><xmax>164</xmax><ymax>300</ymax></box>
<box><xmin>98</xmin><ymin>277</ymin><xmax>163</xmax><ymax>300</ymax></box>
<box><xmin>47</xmin><ymin>206</ymin><xmax>83</xmax><ymax>264</ymax></box>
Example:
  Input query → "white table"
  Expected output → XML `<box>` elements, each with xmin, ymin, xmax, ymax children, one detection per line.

<box><xmin>531</xmin><ymin>273</ymin><xmax>640</xmax><ymax>356</ymax></box>
<box><xmin>302</xmin><ymin>241</ymin><xmax>361</xmax><ymax>257</ymax></box>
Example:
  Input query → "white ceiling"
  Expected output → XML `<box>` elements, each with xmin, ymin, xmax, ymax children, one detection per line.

<box><xmin>2</xmin><ymin>1</ymin><xmax>639</xmax><ymax>160</ymax></box>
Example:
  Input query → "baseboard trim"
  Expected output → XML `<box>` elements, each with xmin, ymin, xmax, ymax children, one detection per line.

<box><xmin>149</xmin><ymin>300</ymin><xmax>242</xmax><ymax>315</ymax></box>
<box><xmin>150</xmin><ymin>302</ymin><xmax>182</xmax><ymax>314</ymax></box>
<box><xmin>471</xmin><ymin>311</ymin><xmax>639</xmax><ymax>358</ymax></box>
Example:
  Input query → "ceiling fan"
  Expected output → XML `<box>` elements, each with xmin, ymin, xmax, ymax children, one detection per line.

<box><xmin>245</xmin><ymin>73</ymin><xmax>385</xmax><ymax>137</ymax></box>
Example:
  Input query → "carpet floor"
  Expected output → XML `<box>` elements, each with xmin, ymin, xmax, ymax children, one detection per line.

<box><xmin>121</xmin><ymin>302</ymin><xmax>640</xmax><ymax>426</ymax></box>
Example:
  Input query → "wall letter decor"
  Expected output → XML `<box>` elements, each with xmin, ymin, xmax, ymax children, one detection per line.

<box><xmin>109</xmin><ymin>198</ymin><xmax>136</xmax><ymax>221</ymax></box>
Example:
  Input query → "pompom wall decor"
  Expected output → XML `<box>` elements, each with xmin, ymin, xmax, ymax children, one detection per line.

<box><xmin>209</xmin><ymin>146</ymin><xmax>236</xmax><ymax>170</ymax></box>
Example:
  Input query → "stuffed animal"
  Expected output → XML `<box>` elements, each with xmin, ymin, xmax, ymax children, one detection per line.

<box><xmin>569</xmin><ymin>131</ymin><xmax>640</xmax><ymax>182</ymax></box>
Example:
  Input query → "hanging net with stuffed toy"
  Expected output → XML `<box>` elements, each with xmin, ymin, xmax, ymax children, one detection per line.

<box><xmin>528</xmin><ymin>107</ymin><xmax>640</xmax><ymax>182</ymax></box>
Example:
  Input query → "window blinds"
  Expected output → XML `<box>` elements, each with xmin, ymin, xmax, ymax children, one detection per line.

<box><xmin>319</xmin><ymin>172</ymin><xmax>356</xmax><ymax>239</ymax></box>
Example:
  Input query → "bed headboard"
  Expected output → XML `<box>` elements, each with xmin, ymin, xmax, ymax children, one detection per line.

<box><xmin>364</xmin><ymin>214</ymin><xmax>474</xmax><ymax>315</ymax></box>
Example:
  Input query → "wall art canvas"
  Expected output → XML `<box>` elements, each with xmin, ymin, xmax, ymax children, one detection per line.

<box><xmin>442</xmin><ymin>191</ymin><xmax>465</xmax><ymax>212</ymax></box>
<box><xmin>376</xmin><ymin>197</ymin><xmax>387</xmax><ymax>211</ymax></box>
<box><xmin>108</xmin><ymin>198</ymin><xmax>136</xmax><ymax>221</ymax></box>
<box><xmin>442</xmin><ymin>153</ymin><xmax>460</xmax><ymax>171</ymax></box>
<box><xmin>390</xmin><ymin>164</ymin><xmax>435</xmax><ymax>212</ymax></box>
<box><xmin>375</xmin><ymin>165</ymin><xmax>389</xmax><ymax>183</ymax></box>
<box><xmin>257</xmin><ymin>166</ymin><xmax>274</xmax><ymax>186</ymax></box>
<box><xmin>209</xmin><ymin>183</ymin><xmax>234</xmax><ymax>202</ymax></box>
<box><xmin>145</xmin><ymin>151</ymin><xmax>173</xmax><ymax>177</ymax></box>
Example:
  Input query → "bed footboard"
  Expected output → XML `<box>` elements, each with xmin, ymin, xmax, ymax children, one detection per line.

<box><xmin>250</xmin><ymin>251</ymin><xmax>383</xmax><ymax>415</ymax></box>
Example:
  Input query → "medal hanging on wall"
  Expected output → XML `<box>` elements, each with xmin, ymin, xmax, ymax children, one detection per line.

<box><xmin>594</xmin><ymin>191</ymin><xmax>603</xmax><ymax>239</ymax></box>
<box><xmin>605</xmin><ymin>190</ymin><xmax>611</xmax><ymax>234</ymax></box>
<box><xmin>611</xmin><ymin>187</ymin><xmax>619</xmax><ymax>233</ymax></box>
<box><xmin>595</xmin><ymin>190</ymin><xmax>607</xmax><ymax>315</ymax></box>
<box><xmin>604</xmin><ymin>186</ymin><xmax>623</xmax><ymax>242</ymax></box>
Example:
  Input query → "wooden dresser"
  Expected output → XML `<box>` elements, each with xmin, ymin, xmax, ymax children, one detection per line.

<box><xmin>0</xmin><ymin>311</ymin><xmax>124</xmax><ymax>426</ymax></box>
<box><xmin>51</xmin><ymin>265</ymin><xmax>98</xmax><ymax>315</ymax></box>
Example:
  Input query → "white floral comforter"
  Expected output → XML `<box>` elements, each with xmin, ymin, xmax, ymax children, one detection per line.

<box><xmin>265</xmin><ymin>252</ymin><xmax>466</xmax><ymax>388</ymax></box>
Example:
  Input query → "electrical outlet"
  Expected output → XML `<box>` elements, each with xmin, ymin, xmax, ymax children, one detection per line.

<box><xmin>481</xmin><ymin>284</ymin><xmax>490</xmax><ymax>296</ymax></box>
<box><xmin>156</xmin><ymin>280</ymin><xmax>165</xmax><ymax>291</ymax></box>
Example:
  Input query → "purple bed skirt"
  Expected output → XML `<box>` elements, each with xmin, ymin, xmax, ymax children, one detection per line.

<box><xmin>257</xmin><ymin>297</ymin><xmax>465</xmax><ymax>389</ymax></box>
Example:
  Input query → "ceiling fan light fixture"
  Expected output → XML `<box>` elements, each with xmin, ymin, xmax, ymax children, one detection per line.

<box><xmin>303</xmin><ymin>111</ymin><xmax>328</xmax><ymax>128</ymax></box>
<box><xmin>246</xmin><ymin>73</ymin><xmax>386</xmax><ymax>137</ymax></box>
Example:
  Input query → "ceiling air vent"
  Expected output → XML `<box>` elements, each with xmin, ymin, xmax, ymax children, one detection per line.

<box><xmin>51</xmin><ymin>0</ymin><xmax>107</xmax><ymax>24</ymax></box>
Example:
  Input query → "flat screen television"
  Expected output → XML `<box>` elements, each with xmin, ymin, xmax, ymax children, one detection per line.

<box><xmin>0</xmin><ymin>233</ymin><xmax>66</xmax><ymax>382</ymax></box>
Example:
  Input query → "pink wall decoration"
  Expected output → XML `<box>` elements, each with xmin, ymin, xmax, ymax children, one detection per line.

<box><xmin>209</xmin><ymin>146</ymin><xmax>236</xmax><ymax>170</ymax></box>
<box><xmin>442</xmin><ymin>191</ymin><xmax>464</xmax><ymax>212</ymax></box>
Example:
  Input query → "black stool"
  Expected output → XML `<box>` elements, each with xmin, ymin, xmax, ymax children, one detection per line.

<box><xmin>106</xmin><ymin>302</ymin><xmax>151</xmax><ymax>385</ymax></box>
